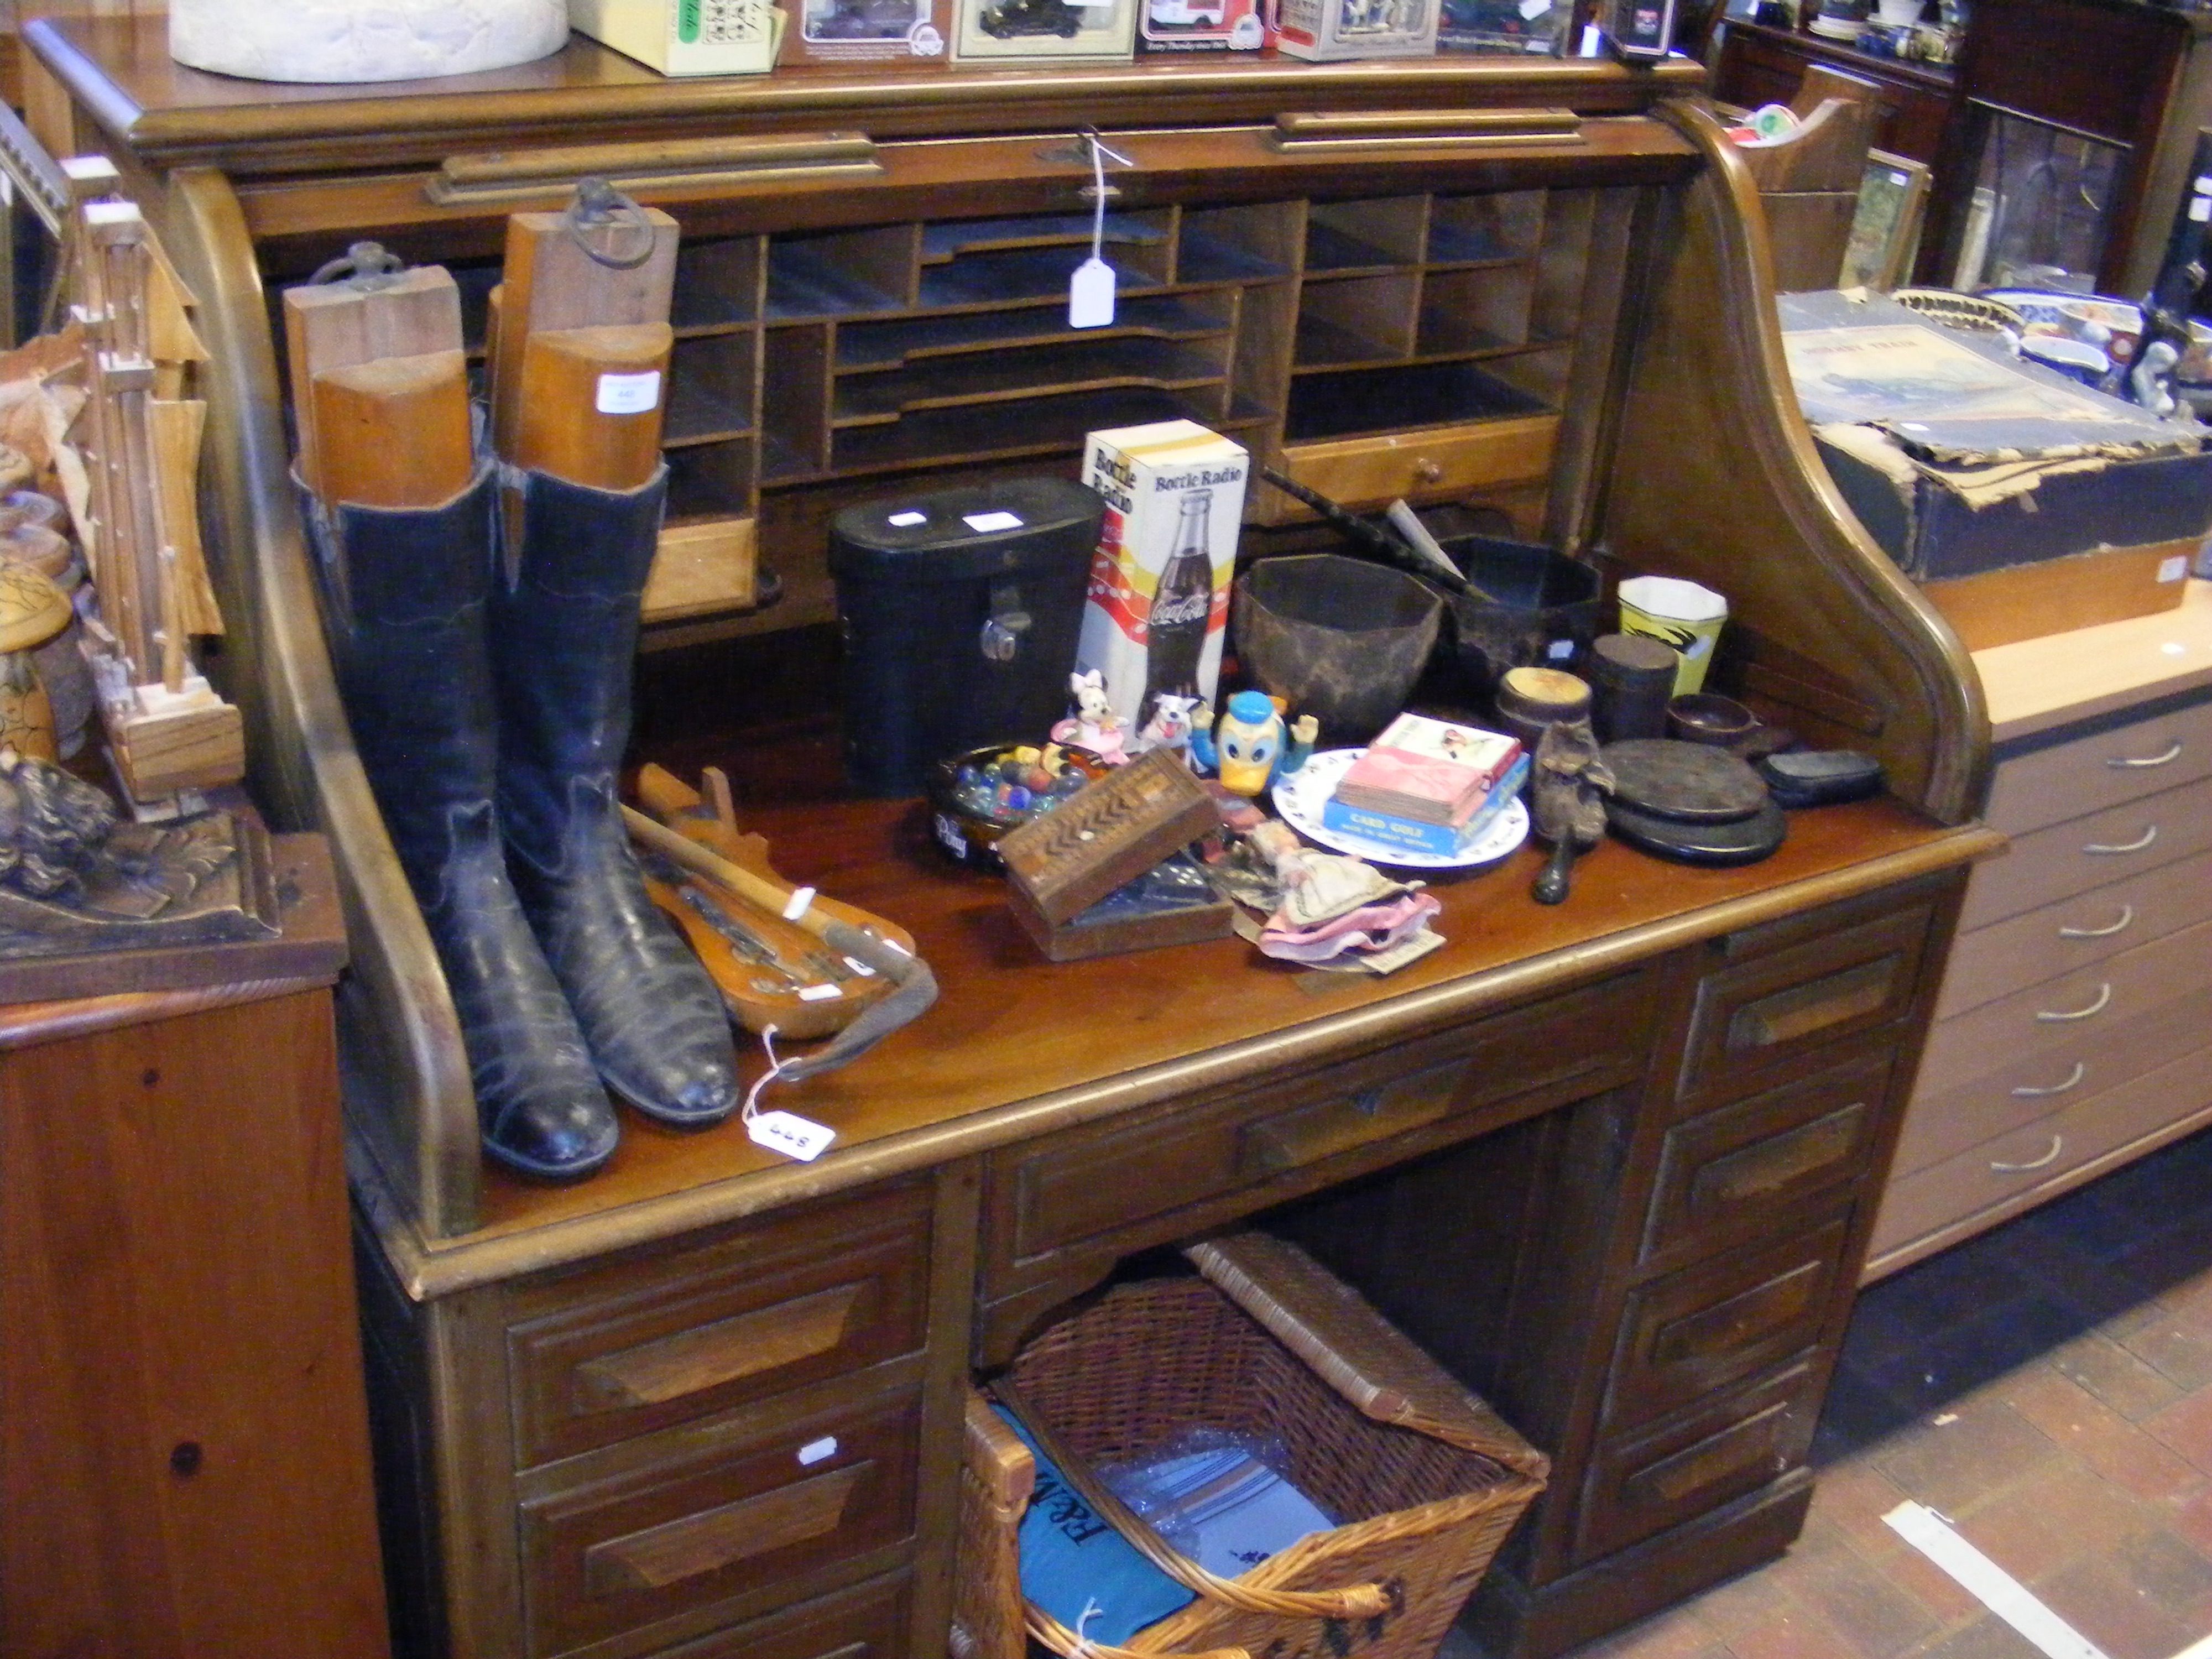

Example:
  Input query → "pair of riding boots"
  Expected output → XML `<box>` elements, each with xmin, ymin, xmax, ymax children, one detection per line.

<box><xmin>314</xmin><ymin>465</ymin><xmax>739</xmax><ymax>1180</ymax></box>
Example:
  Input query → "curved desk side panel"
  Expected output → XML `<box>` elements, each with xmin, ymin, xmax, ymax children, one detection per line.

<box><xmin>159</xmin><ymin>165</ymin><xmax>485</xmax><ymax>1237</ymax></box>
<box><xmin>1602</xmin><ymin>100</ymin><xmax>1990</xmax><ymax>825</ymax></box>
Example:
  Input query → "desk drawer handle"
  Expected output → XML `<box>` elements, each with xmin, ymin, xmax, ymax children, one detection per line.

<box><xmin>572</xmin><ymin>1282</ymin><xmax>865</xmax><ymax>1411</ymax></box>
<box><xmin>1991</xmin><ymin>1135</ymin><xmax>2064</xmax><ymax>1173</ymax></box>
<box><xmin>582</xmin><ymin>1462</ymin><xmax>863</xmax><ymax>1594</ymax></box>
<box><xmin>2058</xmin><ymin>905</ymin><xmax>2133</xmax><ymax>940</ymax></box>
<box><xmin>2085</xmin><ymin>825</ymin><xmax>2158</xmax><ymax>855</ymax></box>
<box><xmin>2106</xmin><ymin>740</ymin><xmax>2183</xmax><ymax>769</ymax></box>
<box><xmin>2035</xmin><ymin>983</ymin><xmax>2110</xmax><ymax>1022</ymax></box>
<box><xmin>2011</xmin><ymin>1061</ymin><xmax>2085</xmax><ymax>1098</ymax></box>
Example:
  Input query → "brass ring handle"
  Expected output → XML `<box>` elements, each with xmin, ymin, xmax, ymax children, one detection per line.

<box><xmin>1412</xmin><ymin>458</ymin><xmax>1443</xmax><ymax>483</ymax></box>
<box><xmin>2058</xmin><ymin>904</ymin><xmax>2133</xmax><ymax>939</ymax></box>
<box><xmin>2035</xmin><ymin>983</ymin><xmax>2111</xmax><ymax>1022</ymax></box>
<box><xmin>2084</xmin><ymin>825</ymin><xmax>2158</xmax><ymax>854</ymax></box>
<box><xmin>2106</xmin><ymin>740</ymin><xmax>2183</xmax><ymax>769</ymax></box>
<box><xmin>1990</xmin><ymin>1135</ymin><xmax>2064</xmax><ymax>1173</ymax></box>
<box><xmin>2011</xmin><ymin>1061</ymin><xmax>2086</xmax><ymax>1098</ymax></box>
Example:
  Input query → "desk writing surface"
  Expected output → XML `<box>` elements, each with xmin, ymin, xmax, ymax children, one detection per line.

<box><xmin>427</xmin><ymin>792</ymin><xmax>1993</xmax><ymax>1271</ymax></box>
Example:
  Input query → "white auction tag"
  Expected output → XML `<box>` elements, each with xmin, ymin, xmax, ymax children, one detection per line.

<box><xmin>963</xmin><ymin>510</ymin><xmax>1025</xmax><ymax>533</ymax></box>
<box><xmin>1069</xmin><ymin>257</ymin><xmax>1117</xmax><ymax>329</ymax></box>
<box><xmin>797</xmin><ymin>1436</ymin><xmax>839</xmax><ymax>1466</ymax></box>
<box><xmin>597</xmin><ymin>370</ymin><xmax>663</xmax><ymax>415</ymax></box>
<box><xmin>797</xmin><ymin>983</ymin><xmax>843</xmax><ymax>1002</ymax></box>
<box><xmin>748</xmin><ymin>1109</ymin><xmax>837</xmax><ymax>1161</ymax></box>
<box><xmin>888</xmin><ymin>509</ymin><xmax>928</xmax><ymax>526</ymax></box>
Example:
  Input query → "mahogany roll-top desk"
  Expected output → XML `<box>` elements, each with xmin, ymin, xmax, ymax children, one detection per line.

<box><xmin>30</xmin><ymin>20</ymin><xmax>2001</xmax><ymax>1659</ymax></box>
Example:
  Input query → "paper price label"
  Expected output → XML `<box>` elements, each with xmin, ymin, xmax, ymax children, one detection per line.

<box><xmin>748</xmin><ymin>1109</ymin><xmax>837</xmax><ymax>1161</ymax></box>
<box><xmin>1069</xmin><ymin>257</ymin><xmax>1117</xmax><ymax>329</ymax></box>
<box><xmin>597</xmin><ymin>371</ymin><xmax>664</xmax><ymax>415</ymax></box>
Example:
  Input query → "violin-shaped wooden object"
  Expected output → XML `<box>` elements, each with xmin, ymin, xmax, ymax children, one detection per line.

<box><xmin>633</xmin><ymin>763</ymin><xmax>916</xmax><ymax>1039</ymax></box>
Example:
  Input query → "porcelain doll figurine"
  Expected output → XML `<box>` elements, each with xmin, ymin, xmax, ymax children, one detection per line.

<box><xmin>1191</xmin><ymin>690</ymin><xmax>1317</xmax><ymax>796</ymax></box>
<box><xmin>1048</xmin><ymin>669</ymin><xmax>1131</xmax><ymax>764</ymax></box>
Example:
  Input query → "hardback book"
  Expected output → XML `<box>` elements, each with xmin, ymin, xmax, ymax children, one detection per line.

<box><xmin>1322</xmin><ymin>753</ymin><xmax>1529</xmax><ymax>857</ymax></box>
<box><xmin>1334</xmin><ymin>714</ymin><xmax>1522</xmax><ymax>823</ymax></box>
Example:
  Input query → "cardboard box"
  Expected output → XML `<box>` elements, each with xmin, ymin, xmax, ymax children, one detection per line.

<box><xmin>952</xmin><ymin>0</ymin><xmax>1136</xmax><ymax>59</ymax></box>
<box><xmin>782</xmin><ymin>0</ymin><xmax>947</xmax><ymax>63</ymax></box>
<box><xmin>1780</xmin><ymin>292</ymin><xmax>2211</xmax><ymax>641</ymax></box>
<box><xmin>1140</xmin><ymin>0</ymin><xmax>1265</xmax><ymax>50</ymax></box>
<box><xmin>1270</xmin><ymin>0</ymin><xmax>1437</xmax><ymax>60</ymax></box>
<box><xmin>1075</xmin><ymin>420</ymin><xmax>1248</xmax><ymax>734</ymax></box>
<box><xmin>569</xmin><ymin>0</ymin><xmax>780</xmax><ymax>72</ymax></box>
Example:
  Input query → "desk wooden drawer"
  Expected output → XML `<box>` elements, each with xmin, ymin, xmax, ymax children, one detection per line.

<box><xmin>520</xmin><ymin>1392</ymin><xmax>919</xmax><ymax>1658</ymax></box>
<box><xmin>1606</xmin><ymin>1214</ymin><xmax>1849</xmax><ymax>1432</ymax></box>
<box><xmin>1643</xmin><ymin>1053</ymin><xmax>1890</xmax><ymax>1264</ymax></box>
<box><xmin>1873</xmin><ymin>1037</ymin><xmax>2212</xmax><ymax>1264</ymax></box>
<box><xmin>1935</xmin><ymin>845</ymin><xmax>2212</xmax><ymax>1021</ymax></box>
<box><xmin>1681</xmin><ymin>906</ymin><xmax>1934</xmax><ymax>1104</ymax></box>
<box><xmin>1985</xmin><ymin>696</ymin><xmax>2212</xmax><ymax>837</ymax></box>
<box><xmin>1275</xmin><ymin>414</ymin><xmax>1558</xmax><ymax>511</ymax></box>
<box><xmin>1577</xmin><ymin>1361</ymin><xmax>1820</xmax><ymax>1565</ymax></box>
<box><xmin>506</xmin><ymin>1185</ymin><xmax>931</xmax><ymax>1467</ymax></box>
<box><xmin>635</xmin><ymin>1570</ymin><xmax>911</xmax><ymax>1659</ymax></box>
<box><xmin>999</xmin><ymin>974</ymin><xmax>1648</xmax><ymax>1265</ymax></box>
<box><xmin>1900</xmin><ymin>913</ymin><xmax>2212</xmax><ymax>1175</ymax></box>
<box><xmin>1960</xmin><ymin>772</ymin><xmax>2212</xmax><ymax>931</ymax></box>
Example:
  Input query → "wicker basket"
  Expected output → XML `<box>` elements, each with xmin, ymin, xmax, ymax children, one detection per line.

<box><xmin>952</xmin><ymin>1232</ymin><xmax>1550</xmax><ymax>1659</ymax></box>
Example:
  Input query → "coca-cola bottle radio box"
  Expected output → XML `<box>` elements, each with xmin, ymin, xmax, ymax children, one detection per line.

<box><xmin>1075</xmin><ymin>420</ymin><xmax>1248</xmax><ymax>739</ymax></box>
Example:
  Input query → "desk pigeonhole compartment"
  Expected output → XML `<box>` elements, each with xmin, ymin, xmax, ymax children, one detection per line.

<box><xmin>959</xmin><ymin>1232</ymin><xmax>1547</xmax><ymax>1659</ymax></box>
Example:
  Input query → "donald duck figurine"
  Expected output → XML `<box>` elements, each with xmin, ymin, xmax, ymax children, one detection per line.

<box><xmin>1191</xmin><ymin>690</ymin><xmax>1318</xmax><ymax>797</ymax></box>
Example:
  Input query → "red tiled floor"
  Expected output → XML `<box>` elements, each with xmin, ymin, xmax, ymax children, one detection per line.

<box><xmin>1536</xmin><ymin>1123</ymin><xmax>2212</xmax><ymax>1659</ymax></box>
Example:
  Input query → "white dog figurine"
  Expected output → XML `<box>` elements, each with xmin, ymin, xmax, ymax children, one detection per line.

<box><xmin>1134</xmin><ymin>692</ymin><xmax>1200</xmax><ymax>761</ymax></box>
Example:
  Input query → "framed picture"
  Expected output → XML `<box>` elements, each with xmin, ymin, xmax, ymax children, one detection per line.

<box><xmin>1842</xmin><ymin>149</ymin><xmax>1931</xmax><ymax>290</ymax></box>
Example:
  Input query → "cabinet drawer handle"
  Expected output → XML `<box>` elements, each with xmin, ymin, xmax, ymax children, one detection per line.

<box><xmin>2011</xmin><ymin>1061</ymin><xmax>2085</xmax><ymax>1098</ymax></box>
<box><xmin>2106</xmin><ymin>740</ymin><xmax>2183</xmax><ymax>769</ymax></box>
<box><xmin>1412</xmin><ymin>457</ymin><xmax>1444</xmax><ymax>484</ymax></box>
<box><xmin>2084</xmin><ymin>825</ymin><xmax>2157</xmax><ymax>854</ymax></box>
<box><xmin>2058</xmin><ymin>904</ymin><xmax>2133</xmax><ymax>940</ymax></box>
<box><xmin>2034</xmin><ymin>983</ymin><xmax>2110</xmax><ymax>1022</ymax></box>
<box><xmin>1990</xmin><ymin>1135</ymin><xmax>2064</xmax><ymax>1173</ymax></box>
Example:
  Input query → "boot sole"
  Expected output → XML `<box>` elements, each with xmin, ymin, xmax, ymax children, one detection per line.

<box><xmin>481</xmin><ymin>1132</ymin><xmax>619</xmax><ymax>1182</ymax></box>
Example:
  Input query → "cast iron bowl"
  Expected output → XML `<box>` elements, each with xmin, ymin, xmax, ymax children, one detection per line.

<box><xmin>925</xmin><ymin>742</ymin><xmax>1110</xmax><ymax>873</ymax></box>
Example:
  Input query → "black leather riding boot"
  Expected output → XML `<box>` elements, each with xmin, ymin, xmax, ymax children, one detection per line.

<box><xmin>313</xmin><ymin>469</ymin><xmax>620</xmax><ymax>1180</ymax></box>
<box><xmin>488</xmin><ymin>467</ymin><xmax>740</xmax><ymax>1128</ymax></box>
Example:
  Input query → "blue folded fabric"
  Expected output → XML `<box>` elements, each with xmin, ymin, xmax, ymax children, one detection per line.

<box><xmin>994</xmin><ymin>1404</ymin><xmax>1197</xmax><ymax>1646</ymax></box>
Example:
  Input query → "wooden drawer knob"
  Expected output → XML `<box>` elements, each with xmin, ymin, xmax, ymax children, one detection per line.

<box><xmin>1412</xmin><ymin>457</ymin><xmax>1443</xmax><ymax>484</ymax></box>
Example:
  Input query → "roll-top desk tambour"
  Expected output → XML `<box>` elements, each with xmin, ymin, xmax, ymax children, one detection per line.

<box><xmin>27</xmin><ymin>21</ymin><xmax>2001</xmax><ymax>1659</ymax></box>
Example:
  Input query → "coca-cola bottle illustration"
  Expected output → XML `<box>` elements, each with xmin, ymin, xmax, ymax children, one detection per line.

<box><xmin>1140</xmin><ymin>489</ymin><xmax>1214</xmax><ymax>731</ymax></box>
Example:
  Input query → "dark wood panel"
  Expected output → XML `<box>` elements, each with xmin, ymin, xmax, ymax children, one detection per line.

<box><xmin>648</xmin><ymin>1569</ymin><xmax>912</xmax><ymax>1659</ymax></box>
<box><xmin>1714</xmin><ymin>24</ymin><xmax>1956</xmax><ymax>162</ymax></box>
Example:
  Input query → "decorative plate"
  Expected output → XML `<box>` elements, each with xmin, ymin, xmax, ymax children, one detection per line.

<box><xmin>1271</xmin><ymin>747</ymin><xmax>1530</xmax><ymax>870</ymax></box>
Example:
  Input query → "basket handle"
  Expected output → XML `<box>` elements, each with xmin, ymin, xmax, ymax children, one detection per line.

<box><xmin>992</xmin><ymin>1380</ymin><xmax>1396</xmax><ymax>1623</ymax></box>
<box><xmin>1027</xmin><ymin>1604</ymin><xmax>1253</xmax><ymax>1659</ymax></box>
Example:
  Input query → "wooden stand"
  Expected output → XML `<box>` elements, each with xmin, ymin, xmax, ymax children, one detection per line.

<box><xmin>0</xmin><ymin>834</ymin><xmax>386</xmax><ymax>1659</ymax></box>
